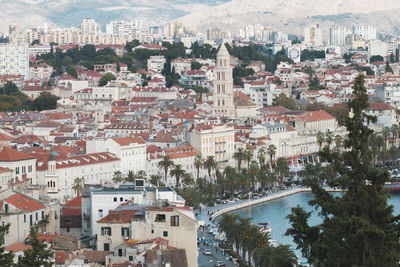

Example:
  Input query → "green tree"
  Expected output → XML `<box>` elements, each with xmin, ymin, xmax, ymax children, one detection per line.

<box><xmin>158</xmin><ymin>156</ymin><xmax>174</xmax><ymax>185</ymax></box>
<box><xmin>316</xmin><ymin>131</ymin><xmax>325</xmax><ymax>151</ymax></box>
<box><xmin>370</xmin><ymin>55</ymin><xmax>384</xmax><ymax>63</ymax></box>
<box><xmin>275</xmin><ymin>157</ymin><xmax>288</xmax><ymax>187</ymax></box>
<box><xmin>267</xmin><ymin>145</ymin><xmax>277</xmax><ymax>170</ymax></box>
<box><xmin>66</xmin><ymin>65</ymin><xmax>77</xmax><ymax>78</ymax></box>
<box><xmin>125</xmin><ymin>170</ymin><xmax>136</xmax><ymax>183</ymax></box>
<box><xmin>194</xmin><ymin>155</ymin><xmax>203</xmax><ymax>180</ymax></box>
<box><xmin>19</xmin><ymin>228</ymin><xmax>54</xmax><ymax>266</ymax></box>
<box><xmin>257</xmin><ymin>148</ymin><xmax>266</xmax><ymax>168</ymax></box>
<box><xmin>286</xmin><ymin>74</ymin><xmax>400</xmax><ymax>266</ymax></box>
<box><xmin>72</xmin><ymin>177</ymin><xmax>83</xmax><ymax>196</ymax></box>
<box><xmin>334</xmin><ymin>134</ymin><xmax>343</xmax><ymax>153</ymax></box>
<box><xmin>98</xmin><ymin>72</ymin><xmax>116</xmax><ymax>86</ymax></box>
<box><xmin>0</xmin><ymin>219</ymin><xmax>14</xmax><ymax>265</ymax></box>
<box><xmin>150</xmin><ymin>175</ymin><xmax>163</xmax><ymax>187</ymax></box>
<box><xmin>274</xmin><ymin>93</ymin><xmax>296</xmax><ymax>110</ymax></box>
<box><xmin>170</xmin><ymin>164</ymin><xmax>185</xmax><ymax>187</ymax></box>
<box><xmin>31</xmin><ymin>92</ymin><xmax>59</xmax><ymax>111</ymax></box>
<box><xmin>191</xmin><ymin>61</ymin><xmax>202</xmax><ymax>70</ymax></box>
<box><xmin>233</xmin><ymin>148</ymin><xmax>246</xmax><ymax>171</ymax></box>
<box><xmin>112</xmin><ymin>171</ymin><xmax>124</xmax><ymax>183</ymax></box>
<box><xmin>385</xmin><ymin>61</ymin><xmax>393</xmax><ymax>74</ymax></box>
<box><xmin>204</xmin><ymin>156</ymin><xmax>217</xmax><ymax>180</ymax></box>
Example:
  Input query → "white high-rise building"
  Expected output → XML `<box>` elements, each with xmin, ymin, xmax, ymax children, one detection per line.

<box><xmin>106</xmin><ymin>20</ymin><xmax>149</xmax><ymax>42</ymax></box>
<box><xmin>80</xmin><ymin>18</ymin><xmax>101</xmax><ymax>35</ymax></box>
<box><xmin>329</xmin><ymin>26</ymin><xmax>350</xmax><ymax>46</ymax></box>
<box><xmin>304</xmin><ymin>24</ymin><xmax>323</xmax><ymax>47</ymax></box>
<box><xmin>213</xmin><ymin>44</ymin><xmax>235</xmax><ymax>118</ymax></box>
<box><xmin>0</xmin><ymin>43</ymin><xmax>29</xmax><ymax>79</ymax></box>
<box><xmin>353</xmin><ymin>26</ymin><xmax>376</xmax><ymax>41</ymax></box>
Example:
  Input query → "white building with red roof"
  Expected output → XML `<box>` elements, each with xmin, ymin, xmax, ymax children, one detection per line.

<box><xmin>295</xmin><ymin>110</ymin><xmax>337</xmax><ymax>135</ymax></box>
<box><xmin>86</xmin><ymin>137</ymin><xmax>146</xmax><ymax>174</ymax></box>
<box><xmin>0</xmin><ymin>147</ymin><xmax>37</xmax><ymax>185</ymax></box>
<box><xmin>0</xmin><ymin>190</ymin><xmax>46</xmax><ymax>245</ymax></box>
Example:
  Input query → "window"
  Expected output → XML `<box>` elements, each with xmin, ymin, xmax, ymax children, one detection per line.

<box><xmin>120</xmin><ymin>197</ymin><xmax>123</xmax><ymax>202</ymax></box>
<box><xmin>41</xmin><ymin>211</ymin><xmax>44</xmax><ymax>219</ymax></box>
<box><xmin>36</xmin><ymin>212</ymin><xmax>38</xmax><ymax>220</ymax></box>
<box><xmin>101</xmin><ymin>227</ymin><xmax>111</xmax><ymax>236</ymax></box>
<box><xmin>4</xmin><ymin>204</ymin><xmax>8</xmax><ymax>213</ymax></box>
<box><xmin>24</xmin><ymin>214</ymin><xmax>26</xmax><ymax>223</ymax></box>
<box><xmin>22</xmin><ymin>166</ymin><xmax>26</xmax><ymax>174</ymax></box>
<box><xmin>98</xmin><ymin>209</ymin><xmax>103</xmax><ymax>218</ymax></box>
<box><xmin>15</xmin><ymin>167</ymin><xmax>19</xmax><ymax>174</ymax></box>
<box><xmin>155</xmin><ymin>214</ymin><xmax>166</xmax><ymax>222</ymax></box>
<box><xmin>66</xmin><ymin>227</ymin><xmax>70</xmax><ymax>233</ymax></box>
<box><xmin>129</xmin><ymin>256</ymin><xmax>133</xmax><ymax>261</ymax></box>
<box><xmin>151</xmin><ymin>229</ymin><xmax>154</xmax><ymax>234</ymax></box>
<box><xmin>171</xmin><ymin>215</ymin><xmax>179</xmax><ymax>226</ymax></box>
<box><xmin>121</xmin><ymin>227</ymin><xmax>130</xmax><ymax>237</ymax></box>
<box><xmin>114</xmin><ymin>197</ymin><xmax>117</xmax><ymax>202</ymax></box>
<box><xmin>30</xmin><ymin>215</ymin><xmax>33</xmax><ymax>226</ymax></box>
<box><xmin>104</xmin><ymin>243</ymin><xmax>110</xmax><ymax>251</ymax></box>
<box><xmin>163</xmin><ymin>231</ymin><xmax>168</xmax><ymax>237</ymax></box>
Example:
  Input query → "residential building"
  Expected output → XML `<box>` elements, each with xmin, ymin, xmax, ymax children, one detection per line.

<box><xmin>0</xmin><ymin>190</ymin><xmax>46</xmax><ymax>245</ymax></box>
<box><xmin>295</xmin><ymin>110</ymin><xmax>337</xmax><ymax>135</ymax></box>
<box><xmin>86</xmin><ymin>137</ymin><xmax>147</xmax><ymax>174</ymax></box>
<box><xmin>329</xmin><ymin>26</ymin><xmax>350</xmax><ymax>46</ymax></box>
<box><xmin>96</xmin><ymin>204</ymin><xmax>197</xmax><ymax>267</ymax></box>
<box><xmin>376</xmin><ymin>81</ymin><xmax>400</xmax><ymax>108</ymax></box>
<box><xmin>0</xmin><ymin>43</ymin><xmax>29</xmax><ymax>79</ymax></box>
<box><xmin>147</xmin><ymin>56</ymin><xmax>166</xmax><ymax>73</ymax></box>
<box><xmin>0</xmin><ymin>147</ymin><xmax>36</xmax><ymax>185</ymax></box>
<box><xmin>80</xmin><ymin>18</ymin><xmax>101</xmax><ymax>35</ymax></box>
<box><xmin>353</xmin><ymin>25</ymin><xmax>376</xmax><ymax>41</ymax></box>
<box><xmin>304</xmin><ymin>24</ymin><xmax>323</xmax><ymax>47</ymax></box>
<box><xmin>190</xmin><ymin>124</ymin><xmax>235</xmax><ymax>166</ymax></box>
<box><xmin>82</xmin><ymin>185</ymin><xmax>184</xmax><ymax>238</ymax></box>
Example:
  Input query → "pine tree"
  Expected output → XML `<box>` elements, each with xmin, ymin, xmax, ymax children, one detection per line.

<box><xmin>286</xmin><ymin>74</ymin><xmax>400</xmax><ymax>266</ymax></box>
<box><xmin>18</xmin><ymin>228</ymin><xmax>54</xmax><ymax>267</ymax></box>
<box><xmin>0</xmin><ymin>221</ymin><xmax>14</xmax><ymax>266</ymax></box>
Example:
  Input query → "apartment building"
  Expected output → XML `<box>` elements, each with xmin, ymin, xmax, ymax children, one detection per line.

<box><xmin>0</xmin><ymin>43</ymin><xmax>29</xmax><ymax>79</ymax></box>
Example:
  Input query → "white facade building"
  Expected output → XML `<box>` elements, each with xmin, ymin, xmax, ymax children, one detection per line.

<box><xmin>304</xmin><ymin>24</ymin><xmax>323</xmax><ymax>47</ymax></box>
<box><xmin>147</xmin><ymin>56</ymin><xmax>166</xmax><ymax>73</ymax></box>
<box><xmin>80</xmin><ymin>18</ymin><xmax>101</xmax><ymax>35</ymax></box>
<box><xmin>329</xmin><ymin>26</ymin><xmax>350</xmax><ymax>46</ymax></box>
<box><xmin>353</xmin><ymin>25</ymin><xmax>376</xmax><ymax>41</ymax></box>
<box><xmin>0</xmin><ymin>43</ymin><xmax>29</xmax><ymax>79</ymax></box>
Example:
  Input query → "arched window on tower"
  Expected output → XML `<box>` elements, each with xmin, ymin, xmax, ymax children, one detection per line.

<box><xmin>219</xmin><ymin>59</ymin><xmax>223</xmax><ymax>66</ymax></box>
<box><xmin>222</xmin><ymin>72</ymin><xmax>225</xmax><ymax>80</ymax></box>
<box><xmin>224</xmin><ymin>59</ymin><xmax>227</xmax><ymax>66</ymax></box>
<box><xmin>217</xmin><ymin>72</ymin><xmax>220</xmax><ymax>81</ymax></box>
<box><xmin>218</xmin><ymin>99</ymin><xmax>220</xmax><ymax>106</ymax></box>
<box><xmin>222</xmin><ymin>99</ymin><xmax>225</xmax><ymax>106</ymax></box>
<box><xmin>222</xmin><ymin>85</ymin><xmax>225</xmax><ymax>93</ymax></box>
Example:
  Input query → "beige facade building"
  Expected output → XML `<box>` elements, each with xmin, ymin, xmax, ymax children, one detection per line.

<box><xmin>96</xmin><ymin>205</ymin><xmax>197</xmax><ymax>267</ymax></box>
<box><xmin>190</xmin><ymin>124</ymin><xmax>235</xmax><ymax>166</ymax></box>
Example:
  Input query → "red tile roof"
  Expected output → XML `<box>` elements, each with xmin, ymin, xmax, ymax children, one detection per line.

<box><xmin>55</xmin><ymin>251</ymin><xmax>67</xmax><ymax>264</ymax></box>
<box><xmin>5</xmin><ymin>242</ymin><xmax>32</xmax><ymax>252</ymax></box>
<box><xmin>0</xmin><ymin>133</ymin><xmax>13</xmax><ymax>141</ymax></box>
<box><xmin>0</xmin><ymin>147</ymin><xmax>34</xmax><ymax>161</ymax></box>
<box><xmin>112</xmin><ymin>137</ymin><xmax>145</xmax><ymax>146</ymax></box>
<box><xmin>97</xmin><ymin>210</ymin><xmax>138</xmax><ymax>223</ymax></box>
<box><xmin>65</xmin><ymin>196</ymin><xmax>82</xmax><ymax>207</ymax></box>
<box><xmin>3</xmin><ymin>193</ymin><xmax>45</xmax><ymax>212</ymax></box>
<box><xmin>298</xmin><ymin>110</ymin><xmax>335</xmax><ymax>122</ymax></box>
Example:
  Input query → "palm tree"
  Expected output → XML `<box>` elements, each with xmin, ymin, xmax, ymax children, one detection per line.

<box><xmin>150</xmin><ymin>175</ymin><xmax>163</xmax><ymax>187</ymax></box>
<box><xmin>369</xmin><ymin>134</ymin><xmax>384</xmax><ymax>165</ymax></box>
<box><xmin>316</xmin><ymin>131</ymin><xmax>325</xmax><ymax>151</ymax></box>
<box><xmin>204</xmin><ymin>156</ymin><xmax>217</xmax><ymax>180</ymax></box>
<box><xmin>391</xmin><ymin>124</ymin><xmax>400</xmax><ymax>145</ymax></box>
<box><xmin>215</xmin><ymin>170</ymin><xmax>225</xmax><ymax>201</ymax></box>
<box><xmin>233</xmin><ymin>148</ymin><xmax>246</xmax><ymax>171</ymax></box>
<box><xmin>267</xmin><ymin>145</ymin><xmax>277</xmax><ymax>170</ymax></box>
<box><xmin>383</xmin><ymin>126</ymin><xmax>391</xmax><ymax>148</ymax></box>
<box><xmin>170</xmin><ymin>164</ymin><xmax>185</xmax><ymax>187</ymax></box>
<box><xmin>182</xmin><ymin>172</ymin><xmax>194</xmax><ymax>186</ymax></box>
<box><xmin>325</xmin><ymin>131</ymin><xmax>334</xmax><ymax>148</ymax></box>
<box><xmin>224</xmin><ymin>166</ymin><xmax>238</xmax><ymax>200</ymax></box>
<box><xmin>388</xmin><ymin>146</ymin><xmax>399</xmax><ymax>168</ymax></box>
<box><xmin>248</xmin><ymin>160</ymin><xmax>259</xmax><ymax>192</ymax></box>
<box><xmin>275</xmin><ymin>157</ymin><xmax>288</xmax><ymax>188</ymax></box>
<box><xmin>254</xmin><ymin>244</ymin><xmax>297</xmax><ymax>267</ymax></box>
<box><xmin>334</xmin><ymin>135</ymin><xmax>343</xmax><ymax>152</ymax></box>
<box><xmin>245</xmin><ymin>147</ymin><xmax>254</xmax><ymax>169</ymax></box>
<box><xmin>218</xmin><ymin>213</ymin><xmax>240</xmax><ymax>252</ymax></box>
<box><xmin>125</xmin><ymin>170</ymin><xmax>135</xmax><ymax>183</ymax></box>
<box><xmin>135</xmin><ymin>170</ymin><xmax>147</xmax><ymax>180</ymax></box>
<box><xmin>266</xmin><ymin>170</ymin><xmax>278</xmax><ymax>190</ymax></box>
<box><xmin>112</xmin><ymin>171</ymin><xmax>124</xmax><ymax>183</ymax></box>
<box><xmin>158</xmin><ymin>156</ymin><xmax>174</xmax><ymax>184</ymax></box>
<box><xmin>257</xmin><ymin>148</ymin><xmax>266</xmax><ymax>168</ymax></box>
<box><xmin>194</xmin><ymin>155</ymin><xmax>203</xmax><ymax>180</ymax></box>
<box><xmin>72</xmin><ymin>177</ymin><xmax>83</xmax><ymax>196</ymax></box>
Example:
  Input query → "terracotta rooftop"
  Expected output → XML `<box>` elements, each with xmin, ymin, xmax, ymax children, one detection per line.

<box><xmin>112</xmin><ymin>137</ymin><xmax>145</xmax><ymax>146</ymax></box>
<box><xmin>0</xmin><ymin>147</ymin><xmax>34</xmax><ymax>161</ymax></box>
<box><xmin>3</xmin><ymin>193</ymin><xmax>45</xmax><ymax>212</ymax></box>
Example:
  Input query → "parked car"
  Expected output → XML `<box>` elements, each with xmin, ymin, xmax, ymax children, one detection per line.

<box><xmin>203</xmin><ymin>249</ymin><xmax>212</xmax><ymax>255</ymax></box>
<box><xmin>215</xmin><ymin>261</ymin><xmax>226</xmax><ymax>267</ymax></box>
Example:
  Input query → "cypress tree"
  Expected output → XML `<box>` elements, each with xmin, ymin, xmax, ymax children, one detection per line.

<box><xmin>18</xmin><ymin>228</ymin><xmax>54</xmax><ymax>267</ymax></box>
<box><xmin>286</xmin><ymin>74</ymin><xmax>400</xmax><ymax>266</ymax></box>
<box><xmin>0</xmin><ymin>221</ymin><xmax>14</xmax><ymax>266</ymax></box>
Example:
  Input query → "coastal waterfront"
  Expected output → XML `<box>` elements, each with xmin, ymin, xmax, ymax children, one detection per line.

<box><xmin>231</xmin><ymin>192</ymin><xmax>400</xmax><ymax>261</ymax></box>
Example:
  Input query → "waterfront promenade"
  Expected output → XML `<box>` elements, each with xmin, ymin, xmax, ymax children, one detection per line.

<box><xmin>209</xmin><ymin>187</ymin><xmax>341</xmax><ymax>221</ymax></box>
